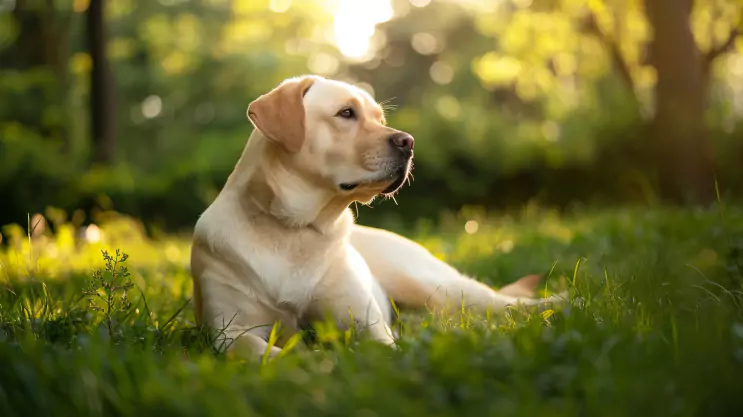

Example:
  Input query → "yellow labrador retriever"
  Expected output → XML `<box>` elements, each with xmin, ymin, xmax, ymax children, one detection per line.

<box><xmin>190</xmin><ymin>75</ymin><xmax>565</xmax><ymax>358</ymax></box>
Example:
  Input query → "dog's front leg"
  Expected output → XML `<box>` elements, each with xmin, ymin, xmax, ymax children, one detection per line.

<box><xmin>198</xmin><ymin>273</ymin><xmax>286</xmax><ymax>359</ymax></box>
<box><xmin>308</xmin><ymin>248</ymin><xmax>396</xmax><ymax>347</ymax></box>
<box><xmin>310</xmin><ymin>279</ymin><xmax>396</xmax><ymax>346</ymax></box>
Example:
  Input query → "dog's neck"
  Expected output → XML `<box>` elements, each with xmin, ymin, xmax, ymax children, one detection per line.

<box><xmin>225</xmin><ymin>131</ymin><xmax>354</xmax><ymax>234</ymax></box>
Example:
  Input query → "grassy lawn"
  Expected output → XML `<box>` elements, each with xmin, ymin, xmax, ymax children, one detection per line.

<box><xmin>1</xmin><ymin>204</ymin><xmax>742</xmax><ymax>416</ymax></box>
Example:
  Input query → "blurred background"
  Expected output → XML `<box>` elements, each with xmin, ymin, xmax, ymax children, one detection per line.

<box><xmin>1</xmin><ymin>0</ymin><xmax>742</xmax><ymax>233</ymax></box>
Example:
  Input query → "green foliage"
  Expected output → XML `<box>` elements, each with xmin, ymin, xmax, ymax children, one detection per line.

<box><xmin>1</xmin><ymin>205</ymin><xmax>743</xmax><ymax>416</ymax></box>
<box><xmin>1</xmin><ymin>0</ymin><xmax>743</xmax><ymax>228</ymax></box>
<box><xmin>82</xmin><ymin>249</ymin><xmax>135</xmax><ymax>341</ymax></box>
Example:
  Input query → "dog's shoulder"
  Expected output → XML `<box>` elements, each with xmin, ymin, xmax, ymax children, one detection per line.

<box><xmin>192</xmin><ymin>193</ymin><xmax>262</xmax><ymax>259</ymax></box>
<box><xmin>194</xmin><ymin>193</ymin><xmax>347</xmax><ymax>262</ymax></box>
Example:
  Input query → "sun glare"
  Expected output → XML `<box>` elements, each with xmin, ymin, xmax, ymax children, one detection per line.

<box><xmin>332</xmin><ymin>0</ymin><xmax>394</xmax><ymax>60</ymax></box>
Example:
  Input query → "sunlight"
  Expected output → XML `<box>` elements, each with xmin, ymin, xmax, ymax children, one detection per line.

<box><xmin>332</xmin><ymin>0</ymin><xmax>393</xmax><ymax>60</ymax></box>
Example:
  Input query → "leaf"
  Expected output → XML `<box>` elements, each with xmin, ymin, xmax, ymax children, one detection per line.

<box><xmin>276</xmin><ymin>333</ymin><xmax>304</xmax><ymax>359</ymax></box>
<box><xmin>262</xmin><ymin>322</ymin><xmax>281</xmax><ymax>365</ymax></box>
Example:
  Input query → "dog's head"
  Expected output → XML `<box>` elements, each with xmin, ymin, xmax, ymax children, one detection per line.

<box><xmin>246</xmin><ymin>75</ymin><xmax>414</xmax><ymax>203</ymax></box>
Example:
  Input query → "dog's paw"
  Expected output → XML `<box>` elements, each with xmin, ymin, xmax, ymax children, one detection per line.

<box><xmin>498</xmin><ymin>274</ymin><xmax>543</xmax><ymax>298</ymax></box>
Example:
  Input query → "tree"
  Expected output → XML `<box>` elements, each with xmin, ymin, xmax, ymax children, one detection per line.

<box><xmin>558</xmin><ymin>0</ymin><xmax>742</xmax><ymax>204</ymax></box>
<box><xmin>0</xmin><ymin>0</ymin><xmax>72</xmax><ymax>142</ymax></box>
<box><xmin>465</xmin><ymin>0</ymin><xmax>742</xmax><ymax>205</ymax></box>
<box><xmin>587</xmin><ymin>0</ymin><xmax>741</xmax><ymax>205</ymax></box>
<box><xmin>86</xmin><ymin>0</ymin><xmax>116</xmax><ymax>165</ymax></box>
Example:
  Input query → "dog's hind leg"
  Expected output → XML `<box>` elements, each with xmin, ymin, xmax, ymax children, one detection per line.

<box><xmin>349</xmin><ymin>225</ymin><xmax>567</xmax><ymax>314</ymax></box>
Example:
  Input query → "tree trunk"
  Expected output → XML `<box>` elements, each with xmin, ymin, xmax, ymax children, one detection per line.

<box><xmin>3</xmin><ymin>0</ymin><xmax>70</xmax><ymax>144</ymax></box>
<box><xmin>645</xmin><ymin>0</ymin><xmax>715</xmax><ymax>205</ymax></box>
<box><xmin>7</xmin><ymin>0</ymin><xmax>50</xmax><ymax>70</ymax></box>
<box><xmin>86</xmin><ymin>0</ymin><xmax>116</xmax><ymax>165</ymax></box>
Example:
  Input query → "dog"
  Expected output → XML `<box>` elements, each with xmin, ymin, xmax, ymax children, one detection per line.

<box><xmin>190</xmin><ymin>75</ymin><xmax>566</xmax><ymax>358</ymax></box>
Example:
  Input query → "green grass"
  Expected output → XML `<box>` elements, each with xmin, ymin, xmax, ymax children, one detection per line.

<box><xmin>1</xmin><ymin>204</ymin><xmax>743</xmax><ymax>416</ymax></box>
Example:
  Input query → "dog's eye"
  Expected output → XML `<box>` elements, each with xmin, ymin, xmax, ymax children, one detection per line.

<box><xmin>336</xmin><ymin>107</ymin><xmax>355</xmax><ymax>119</ymax></box>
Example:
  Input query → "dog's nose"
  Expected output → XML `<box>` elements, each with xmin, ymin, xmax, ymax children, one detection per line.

<box><xmin>389</xmin><ymin>132</ymin><xmax>415</xmax><ymax>154</ymax></box>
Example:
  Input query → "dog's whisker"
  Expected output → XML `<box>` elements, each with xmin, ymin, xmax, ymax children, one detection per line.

<box><xmin>378</xmin><ymin>97</ymin><xmax>399</xmax><ymax>116</ymax></box>
<box><xmin>378</xmin><ymin>97</ymin><xmax>396</xmax><ymax>106</ymax></box>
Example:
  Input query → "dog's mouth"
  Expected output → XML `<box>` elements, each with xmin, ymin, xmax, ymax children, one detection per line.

<box><xmin>339</xmin><ymin>182</ymin><xmax>359</xmax><ymax>191</ymax></box>
<box><xmin>339</xmin><ymin>155</ymin><xmax>413</xmax><ymax>196</ymax></box>
<box><xmin>380</xmin><ymin>161</ymin><xmax>412</xmax><ymax>196</ymax></box>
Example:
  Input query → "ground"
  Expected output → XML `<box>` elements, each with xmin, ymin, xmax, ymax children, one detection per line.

<box><xmin>1</xmin><ymin>204</ymin><xmax>742</xmax><ymax>416</ymax></box>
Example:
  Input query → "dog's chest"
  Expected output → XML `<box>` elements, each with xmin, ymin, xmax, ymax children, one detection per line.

<box><xmin>244</xmin><ymin>232</ymin><xmax>337</xmax><ymax>313</ymax></box>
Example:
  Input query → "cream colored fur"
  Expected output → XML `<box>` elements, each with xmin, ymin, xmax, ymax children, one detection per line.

<box><xmin>190</xmin><ymin>75</ymin><xmax>566</xmax><ymax>358</ymax></box>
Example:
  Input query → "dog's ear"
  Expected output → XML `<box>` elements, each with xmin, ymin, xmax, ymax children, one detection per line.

<box><xmin>247</xmin><ymin>76</ymin><xmax>318</xmax><ymax>153</ymax></box>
